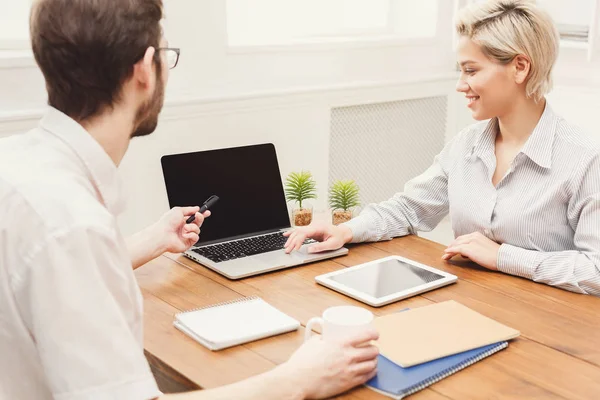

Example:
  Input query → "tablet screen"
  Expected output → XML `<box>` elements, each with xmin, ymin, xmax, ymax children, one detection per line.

<box><xmin>329</xmin><ymin>258</ymin><xmax>445</xmax><ymax>298</ymax></box>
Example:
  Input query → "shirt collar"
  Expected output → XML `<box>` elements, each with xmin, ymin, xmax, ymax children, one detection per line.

<box><xmin>471</xmin><ymin>118</ymin><xmax>498</xmax><ymax>161</ymax></box>
<box><xmin>470</xmin><ymin>102</ymin><xmax>556</xmax><ymax>169</ymax></box>
<box><xmin>520</xmin><ymin>103</ymin><xmax>556</xmax><ymax>169</ymax></box>
<box><xmin>39</xmin><ymin>107</ymin><xmax>125</xmax><ymax>215</ymax></box>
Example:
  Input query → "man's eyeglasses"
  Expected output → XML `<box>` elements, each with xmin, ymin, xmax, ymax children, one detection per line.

<box><xmin>157</xmin><ymin>47</ymin><xmax>180</xmax><ymax>69</ymax></box>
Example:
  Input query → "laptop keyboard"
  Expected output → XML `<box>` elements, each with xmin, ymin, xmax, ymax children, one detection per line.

<box><xmin>191</xmin><ymin>232</ymin><xmax>317</xmax><ymax>263</ymax></box>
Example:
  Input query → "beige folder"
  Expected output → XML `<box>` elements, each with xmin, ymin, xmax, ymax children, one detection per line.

<box><xmin>373</xmin><ymin>300</ymin><xmax>520</xmax><ymax>367</ymax></box>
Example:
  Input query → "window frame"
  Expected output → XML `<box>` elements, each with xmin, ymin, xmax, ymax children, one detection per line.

<box><xmin>0</xmin><ymin>39</ymin><xmax>30</xmax><ymax>51</ymax></box>
<box><xmin>225</xmin><ymin>0</ymin><xmax>446</xmax><ymax>54</ymax></box>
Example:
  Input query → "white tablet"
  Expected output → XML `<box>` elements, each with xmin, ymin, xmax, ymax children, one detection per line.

<box><xmin>315</xmin><ymin>255</ymin><xmax>457</xmax><ymax>307</ymax></box>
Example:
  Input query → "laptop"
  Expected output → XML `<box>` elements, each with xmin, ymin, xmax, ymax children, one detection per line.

<box><xmin>160</xmin><ymin>143</ymin><xmax>348</xmax><ymax>279</ymax></box>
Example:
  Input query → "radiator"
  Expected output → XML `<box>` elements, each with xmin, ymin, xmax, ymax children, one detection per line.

<box><xmin>329</xmin><ymin>96</ymin><xmax>448</xmax><ymax>209</ymax></box>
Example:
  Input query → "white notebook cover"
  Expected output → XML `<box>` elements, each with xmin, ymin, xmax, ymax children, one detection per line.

<box><xmin>173</xmin><ymin>296</ymin><xmax>300</xmax><ymax>351</ymax></box>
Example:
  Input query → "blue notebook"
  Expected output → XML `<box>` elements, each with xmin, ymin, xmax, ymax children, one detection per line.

<box><xmin>366</xmin><ymin>341</ymin><xmax>508</xmax><ymax>399</ymax></box>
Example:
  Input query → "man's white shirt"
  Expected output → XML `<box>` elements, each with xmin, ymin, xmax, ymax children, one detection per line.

<box><xmin>0</xmin><ymin>108</ymin><xmax>161</xmax><ymax>400</ymax></box>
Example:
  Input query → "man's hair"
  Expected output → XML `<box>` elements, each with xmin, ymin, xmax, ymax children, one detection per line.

<box><xmin>455</xmin><ymin>0</ymin><xmax>559</xmax><ymax>102</ymax></box>
<box><xmin>30</xmin><ymin>0</ymin><xmax>164</xmax><ymax>121</ymax></box>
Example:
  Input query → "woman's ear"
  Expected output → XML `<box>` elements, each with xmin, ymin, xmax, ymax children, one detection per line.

<box><xmin>513</xmin><ymin>54</ymin><xmax>531</xmax><ymax>85</ymax></box>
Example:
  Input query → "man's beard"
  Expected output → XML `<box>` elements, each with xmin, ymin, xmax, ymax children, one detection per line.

<box><xmin>131</xmin><ymin>75</ymin><xmax>165</xmax><ymax>138</ymax></box>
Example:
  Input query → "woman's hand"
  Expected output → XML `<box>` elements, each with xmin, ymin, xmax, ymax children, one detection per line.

<box><xmin>442</xmin><ymin>232</ymin><xmax>500</xmax><ymax>270</ymax></box>
<box><xmin>283</xmin><ymin>223</ymin><xmax>353</xmax><ymax>254</ymax></box>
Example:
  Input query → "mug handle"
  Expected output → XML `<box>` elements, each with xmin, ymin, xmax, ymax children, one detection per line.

<box><xmin>304</xmin><ymin>317</ymin><xmax>324</xmax><ymax>342</ymax></box>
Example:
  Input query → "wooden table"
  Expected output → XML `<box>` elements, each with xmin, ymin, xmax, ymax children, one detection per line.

<box><xmin>135</xmin><ymin>235</ymin><xmax>600</xmax><ymax>399</ymax></box>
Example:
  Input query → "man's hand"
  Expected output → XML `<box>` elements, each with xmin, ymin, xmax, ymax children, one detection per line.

<box><xmin>154</xmin><ymin>206</ymin><xmax>211</xmax><ymax>254</ymax></box>
<box><xmin>442</xmin><ymin>231</ymin><xmax>500</xmax><ymax>270</ymax></box>
<box><xmin>127</xmin><ymin>206</ymin><xmax>211</xmax><ymax>270</ymax></box>
<box><xmin>283</xmin><ymin>223</ymin><xmax>353</xmax><ymax>254</ymax></box>
<box><xmin>282</xmin><ymin>329</ymin><xmax>379</xmax><ymax>399</ymax></box>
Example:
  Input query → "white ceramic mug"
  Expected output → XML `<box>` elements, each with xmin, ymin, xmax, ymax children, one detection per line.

<box><xmin>304</xmin><ymin>305</ymin><xmax>374</xmax><ymax>342</ymax></box>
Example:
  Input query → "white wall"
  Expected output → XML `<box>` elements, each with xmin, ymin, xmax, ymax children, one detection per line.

<box><xmin>118</xmin><ymin>76</ymin><xmax>458</xmax><ymax>235</ymax></box>
<box><xmin>2</xmin><ymin>0</ymin><xmax>457</xmax><ymax>115</ymax></box>
<box><xmin>160</xmin><ymin>1</ymin><xmax>456</xmax><ymax>99</ymax></box>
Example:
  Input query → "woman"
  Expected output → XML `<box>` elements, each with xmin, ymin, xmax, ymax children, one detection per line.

<box><xmin>284</xmin><ymin>0</ymin><xmax>600</xmax><ymax>296</ymax></box>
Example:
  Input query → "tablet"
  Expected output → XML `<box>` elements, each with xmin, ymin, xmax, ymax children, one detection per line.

<box><xmin>315</xmin><ymin>255</ymin><xmax>457</xmax><ymax>307</ymax></box>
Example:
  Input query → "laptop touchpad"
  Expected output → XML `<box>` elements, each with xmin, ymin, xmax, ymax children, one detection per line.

<box><xmin>253</xmin><ymin>247</ymin><xmax>308</xmax><ymax>264</ymax></box>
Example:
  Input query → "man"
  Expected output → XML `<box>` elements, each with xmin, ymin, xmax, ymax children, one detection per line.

<box><xmin>0</xmin><ymin>1</ymin><xmax>379</xmax><ymax>399</ymax></box>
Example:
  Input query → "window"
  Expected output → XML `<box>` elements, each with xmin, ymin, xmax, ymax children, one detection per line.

<box><xmin>226</xmin><ymin>0</ymin><xmax>439</xmax><ymax>47</ymax></box>
<box><xmin>534</xmin><ymin>0</ymin><xmax>600</xmax><ymax>62</ymax></box>
<box><xmin>536</xmin><ymin>0</ymin><xmax>596</xmax><ymax>42</ymax></box>
<box><xmin>0</xmin><ymin>1</ymin><xmax>32</xmax><ymax>50</ymax></box>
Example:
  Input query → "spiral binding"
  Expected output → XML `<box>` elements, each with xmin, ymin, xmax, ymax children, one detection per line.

<box><xmin>175</xmin><ymin>296</ymin><xmax>259</xmax><ymax>318</ymax></box>
<box><xmin>402</xmin><ymin>342</ymin><xmax>508</xmax><ymax>398</ymax></box>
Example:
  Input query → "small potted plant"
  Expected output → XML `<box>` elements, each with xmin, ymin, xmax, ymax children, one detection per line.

<box><xmin>329</xmin><ymin>179</ymin><xmax>360</xmax><ymax>225</ymax></box>
<box><xmin>285</xmin><ymin>171</ymin><xmax>317</xmax><ymax>226</ymax></box>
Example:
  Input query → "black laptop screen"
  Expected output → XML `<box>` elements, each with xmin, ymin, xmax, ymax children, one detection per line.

<box><xmin>160</xmin><ymin>143</ymin><xmax>291</xmax><ymax>245</ymax></box>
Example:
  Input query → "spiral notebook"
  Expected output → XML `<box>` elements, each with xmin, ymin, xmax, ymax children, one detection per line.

<box><xmin>173</xmin><ymin>296</ymin><xmax>300</xmax><ymax>351</ymax></box>
<box><xmin>366</xmin><ymin>341</ymin><xmax>508</xmax><ymax>399</ymax></box>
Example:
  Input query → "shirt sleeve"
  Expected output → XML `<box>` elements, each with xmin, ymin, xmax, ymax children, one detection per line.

<box><xmin>13</xmin><ymin>225</ymin><xmax>161</xmax><ymax>400</ymax></box>
<box><xmin>342</xmin><ymin>130</ymin><xmax>465</xmax><ymax>243</ymax></box>
<box><xmin>497</xmin><ymin>151</ymin><xmax>600</xmax><ymax>295</ymax></box>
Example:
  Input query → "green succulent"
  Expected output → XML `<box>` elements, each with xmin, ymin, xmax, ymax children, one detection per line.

<box><xmin>329</xmin><ymin>180</ymin><xmax>360</xmax><ymax>211</ymax></box>
<box><xmin>284</xmin><ymin>171</ymin><xmax>317</xmax><ymax>209</ymax></box>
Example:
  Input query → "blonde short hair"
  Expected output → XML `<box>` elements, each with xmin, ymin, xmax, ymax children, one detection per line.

<box><xmin>455</xmin><ymin>0</ymin><xmax>559</xmax><ymax>101</ymax></box>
